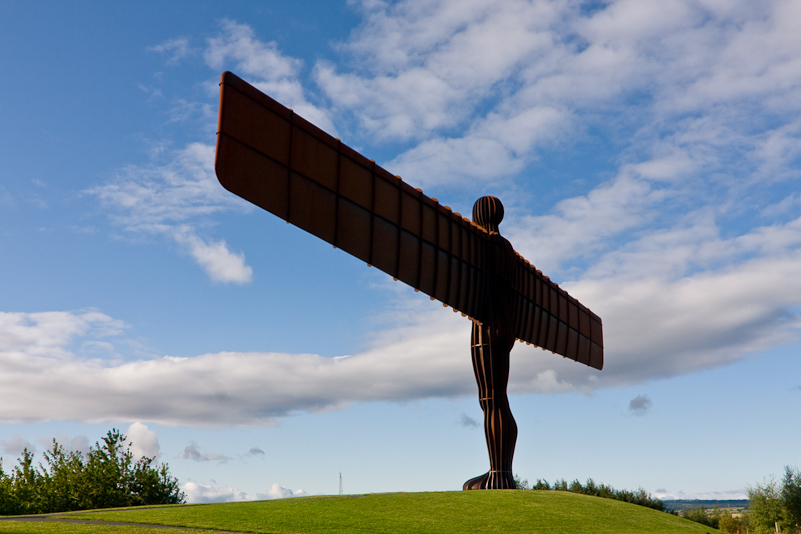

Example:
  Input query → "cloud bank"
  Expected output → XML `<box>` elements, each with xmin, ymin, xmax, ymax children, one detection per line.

<box><xmin>182</xmin><ymin>481</ymin><xmax>307</xmax><ymax>504</ymax></box>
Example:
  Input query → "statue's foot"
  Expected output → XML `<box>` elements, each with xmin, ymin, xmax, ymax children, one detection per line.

<box><xmin>463</xmin><ymin>471</ymin><xmax>516</xmax><ymax>490</ymax></box>
<box><xmin>483</xmin><ymin>470</ymin><xmax>516</xmax><ymax>489</ymax></box>
<box><xmin>462</xmin><ymin>472</ymin><xmax>488</xmax><ymax>490</ymax></box>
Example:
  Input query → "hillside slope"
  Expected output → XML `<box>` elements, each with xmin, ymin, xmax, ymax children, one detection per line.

<box><xmin>1</xmin><ymin>491</ymin><xmax>723</xmax><ymax>534</ymax></box>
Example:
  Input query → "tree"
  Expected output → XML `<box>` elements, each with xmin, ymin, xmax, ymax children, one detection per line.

<box><xmin>10</xmin><ymin>449</ymin><xmax>44</xmax><ymax>515</ymax></box>
<box><xmin>132</xmin><ymin>462</ymin><xmax>183</xmax><ymax>506</ymax></box>
<box><xmin>513</xmin><ymin>474</ymin><xmax>530</xmax><ymax>490</ymax></box>
<box><xmin>526</xmin><ymin>476</ymin><xmax>665</xmax><ymax>512</ymax></box>
<box><xmin>0</xmin><ymin>461</ymin><xmax>12</xmax><ymax>515</ymax></box>
<box><xmin>0</xmin><ymin>429</ymin><xmax>184</xmax><ymax>514</ymax></box>
<box><xmin>39</xmin><ymin>441</ymin><xmax>85</xmax><ymax>513</ymax></box>
<box><xmin>83</xmin><ymin>429</ymin><xmax>138</xmax><ymax>508</ymax></box>
<box><xmin>749</xmin><ymin>477</ymin><xmax>785</xmax><ymax>534</ymax></box>
<box><xmin>81</xmin><ymin>429</ymin><xmax>184</xmax><ymax>508</ymax></box>
<box><xmin>717</xmin><ymin>508</ymin><xmax>737</xmax><ymax>533</ymax></box>
<box><xmin>532</xmin><ymin>479</ymin><xmax>551</xmax><ymax>490</ymax></box>
<box><xmin>782</xmin><ymin>466</ymin><xmax>801</xmax><ymax>530</ymax></box>
<box><xmin>718</xmin><ymin>508</ymin><xmax>751</xmax><ymax>534</ymax></box>
<box><xmin>683</xmin><ymin>506</ymin><xmax>718</xmax><ymax>529</ymax></box>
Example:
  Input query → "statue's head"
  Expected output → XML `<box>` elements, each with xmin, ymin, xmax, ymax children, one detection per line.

<box><xmin>472</xmin><ymin>196</ymin><xmax>504</xmax><ymax>234</ymax></box>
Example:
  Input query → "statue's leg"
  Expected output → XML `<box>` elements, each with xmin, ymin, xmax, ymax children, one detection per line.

<box><xmin>463</xmin><ymin>321</ymin><xmax>517</xmax><ymax>490</ymax></box>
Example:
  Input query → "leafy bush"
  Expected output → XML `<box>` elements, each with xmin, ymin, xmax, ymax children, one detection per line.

<box><xmin>749</xmin><ymin>477</ymin><xmax>784</xmax><ymax>534</ymax></box>
<box><xmin>783</xmin><ymin>466</ymin><xmax>801</xmax><ymax>531</ymax></box>
<box><xmin>0</xmin><ymin>429</ymin><xmax>184</xmax><ymax>515</ymax></box>
<box><xmin>716</xmin><ymin>508</ymin><xmax>751</xmax><ymax>534</ymax></box>
<box><xmin>682</xmin><ymin>506</ymin><xmax>719</xmax><ymax>529</ymax></box>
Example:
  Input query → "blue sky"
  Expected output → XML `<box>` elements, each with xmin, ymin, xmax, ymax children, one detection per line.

<box><xmin>2</xmin><ymin>0</ymin><xmax>800</xmax><ymax>503</ymax></box>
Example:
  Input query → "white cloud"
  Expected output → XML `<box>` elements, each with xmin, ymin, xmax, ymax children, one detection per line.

<box><xmin>90</xmin><ymin>142</ymin><xmax>253</xmax><ymax>285</ymax></box>
<box><xmin>205</xmin><ymin>19</ymin><xmax>334</xmax><ymax>134</ymax></box>
<box><xmin>0</xmin><ymin>304</ymin><xmax>464</xmax><ymax>426</ymax></box>
<box><xmin>628</xmin><ymin>394</ymin><xmax>652</xmax><ymax>416</ymax></box>
<box><xmin>37</xmin><ymin>433</ymin><xmax>91</xmax><ymax>456</ymax></box>
<box><xmin>2</xmin><ymin>195</ymin><xmax>801</xmax><ymax>424</ymax></box>
<box><xmin>317</xmin><ymin>0</ymin><xmax>569</xmax><ymax>143</ymax></box>
<box><xmin>205</xmin><ymin>20</ymin><xmax>299</xmax><ymax>80</ymax></box>
<box><xmin>180</xmin><ymin>442</ymin><xmax>231</xmax><ymax>463</ymax></box>
<box><xmin>1</xmin><ymin>434</ymin><xmax>36</xmax><ymax>456</ymax></box>
<box><xmin>577</xmin><ymin>247</ymin><xmax>801</xmax><ymax>384</ymax></box>
<box><xmin>0</xmin><ymin>310</ymin><xmax>126</xmax><ymax>361</ymax></box>
<box><xmin>458</xmin><ymin>413</ymin><xmax>478</xmax><ymax>428</ymax></box>
<box><xmin>306</xmin><ymin>0</ymin><xmax>801</xmax><ymax>201</ymax></box>
<box><xmin>24</xmin><ymin>2</ymin><xmax>801</xmax><ymax>425</ymax></box>
<box><xmin>506</xmin><ymin>172</ymin><xmax>669</xmax><ymax>275</ymax></box>
<box><xmin>149</xmin><ymin>37</ymin><xmax>193</xmax><ymax>65</ymax></box>
<box><xmin>182</xmin><ymin>481</ymin><xmax>307</xmax><ymax>503</ymax></box>
<box><xmin>68</xmin><ymin>435</ymin><xmax>90</xmax><ymax>455</ymax></box>
<box><xmin>166</xmin><ymin>99</ymin><xmax>215</xmax><ymax>123</ymax></box>
<box><xmin>4</xmin><ymin>234</ymin><xmax>801</xmax><ymax>427</ymax></box>
<box><xmin>172</xmin><ymin>227</ymin><xmax>252</xmax><ymax>284</ymax></box>
<box><xmin>126</xmin><ymin>422</ymin><xmax>161</xmax><ymax>460</ymax></box>
<box><xmin>386</xmin><ymin>105</ymin><xmax>572</xmax><ymax>188</ymax></box>
<box><xmin>655</xmin><ymin>488</ymin><xmax>749</xmax><ymax>501</ymax></box>
<box><xmin>91</xmin><ymin>143</ymin><xmax>236</xmax><ymax>231</ymax></box>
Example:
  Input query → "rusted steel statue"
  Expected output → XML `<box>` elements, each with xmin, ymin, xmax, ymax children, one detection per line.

<box><xmin>463</xmin><ymin>196</ymin><xmax>518</xmax><ymax>490</ymax></box>
<box><xmin>213</xmin><ymin>72</ymin><xmax>604</xmax><ymax>490</ymax></box>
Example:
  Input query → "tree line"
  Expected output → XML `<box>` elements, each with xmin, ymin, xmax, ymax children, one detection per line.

<box><xmin>515</xmin><ymin>466</ymin><xmax>801</xmax><ymax>534</ymax></box>
<box><xmin>679</xmin><ymin>466</ymin><xmax>801</xmax><ymax>534</ymax></box>
<box><xmin>0</xmin><ymin>429</ymin><xmax>184</xmax><ymax>515</ymax></box>
<box><xmin>514</xmin><ymin>475</ymin><xmax>666</xmax><ymax>511</ymax></box>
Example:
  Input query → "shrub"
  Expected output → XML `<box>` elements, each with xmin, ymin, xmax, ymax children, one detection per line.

<box><xmin>0</xmin><ymin>429</ymin><xmax>184</xmax><ymax>514</ymax></box>
<box><xmin>682</xmin><ymin>506</ymin><xmax>719</xmax><ymax>529</ymax></box>
<box><xmin>783</xmin><ymin>466</ymin><xmax>801</xmax><ymax>531</ymax></box>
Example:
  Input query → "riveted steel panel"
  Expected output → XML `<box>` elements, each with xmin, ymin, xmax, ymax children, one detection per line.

<box><xmin>288</xmin><ymin>172</ymin><xmax>336</xmax><ymax>244</ymax></box>
<box><xmin>435</xmin><ymin>249</ymin><xmax>451</xmax><ymax>303</ymax></box>
<box><xmin>215</xmin><ymin>136</ymin><xmax>289</xmax><ymax>221</ymax></box>
<box><xmin>372</xmin><ymin>216</ymin><xmax>399</xmax><ymax>277</ymax></box>
<box><xmin>374</xmin><ymin>175</ymin><xmax>400</xmax><ymax>226</ymax></box>
<box><xmin>339</xmin><ymin>155</ymin><xmax>373</xmax><ymax>211</ymax></box>
<box><xmin>336</xmin><ymin>198</ymin><xmax>371</xmax><ymax>264</ymax></box>
<box><xmin>421</xmin><ymin>203</ymin><xmax>437</xmax><ymax>245</ymax></box>
<box><xmin>400</xmin><ymin>190</ymin><xmax>421</xmax><ymax>236</ymax></box>
<box><xmin>398</xmin><ymin>230</ymin><xmax>421</xmax><ymax>289</ymax></box>
<box><xmin>555</xmin><ymin>320</ymin><xmax>568</xmax><ymax>356</ymax></box>
<box><xmin>419</xmin><ymin>241</ymin><xmax>437</xmax><ymax>296</ymax></box>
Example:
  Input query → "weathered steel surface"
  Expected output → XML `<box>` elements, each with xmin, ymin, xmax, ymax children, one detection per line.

<box><xmin>214</xmin><ymin>71</ymin><xmax>603</xmax><ymax>369</ymax></box>
<box><xmin>463</xmin><ymin>195</ymin><xmax>518</xmax><ymax>489</ymax></box>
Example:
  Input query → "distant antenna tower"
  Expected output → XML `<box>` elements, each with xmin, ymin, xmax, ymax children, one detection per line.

<box><xmin>339</xmin><ymin>472</ymin><xmax>343</xmax><ymax>495</ymax></box>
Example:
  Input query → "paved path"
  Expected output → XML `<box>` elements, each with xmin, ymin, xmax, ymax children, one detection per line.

<box><xmin>0</xmin><ymin>514</ymin><xmax>245</xmax><ymax>533</ymax></box>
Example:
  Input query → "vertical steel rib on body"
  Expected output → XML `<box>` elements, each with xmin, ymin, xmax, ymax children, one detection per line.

<box><xmin>463</xmin><ymin>196</ymin><xmax>519</xmax><ymax>489</ymax></box>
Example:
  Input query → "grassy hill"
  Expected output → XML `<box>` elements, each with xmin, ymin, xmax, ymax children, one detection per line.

<box><xmin>0</xmin><ymin>490</ymin><xmax>723</xmax><ymax>534</ymax></box>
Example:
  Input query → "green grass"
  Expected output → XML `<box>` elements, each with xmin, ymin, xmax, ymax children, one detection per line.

<box><xmin>0</xmin><ymin>491</ymin><xmax>723</xmax><ymax>533</ymax></box>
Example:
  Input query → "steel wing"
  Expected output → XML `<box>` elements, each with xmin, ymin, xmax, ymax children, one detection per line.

<box><xmin>214</xmin><ymin>71</ymin><xmax>603</xmax><ymax>369</ymax></box>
